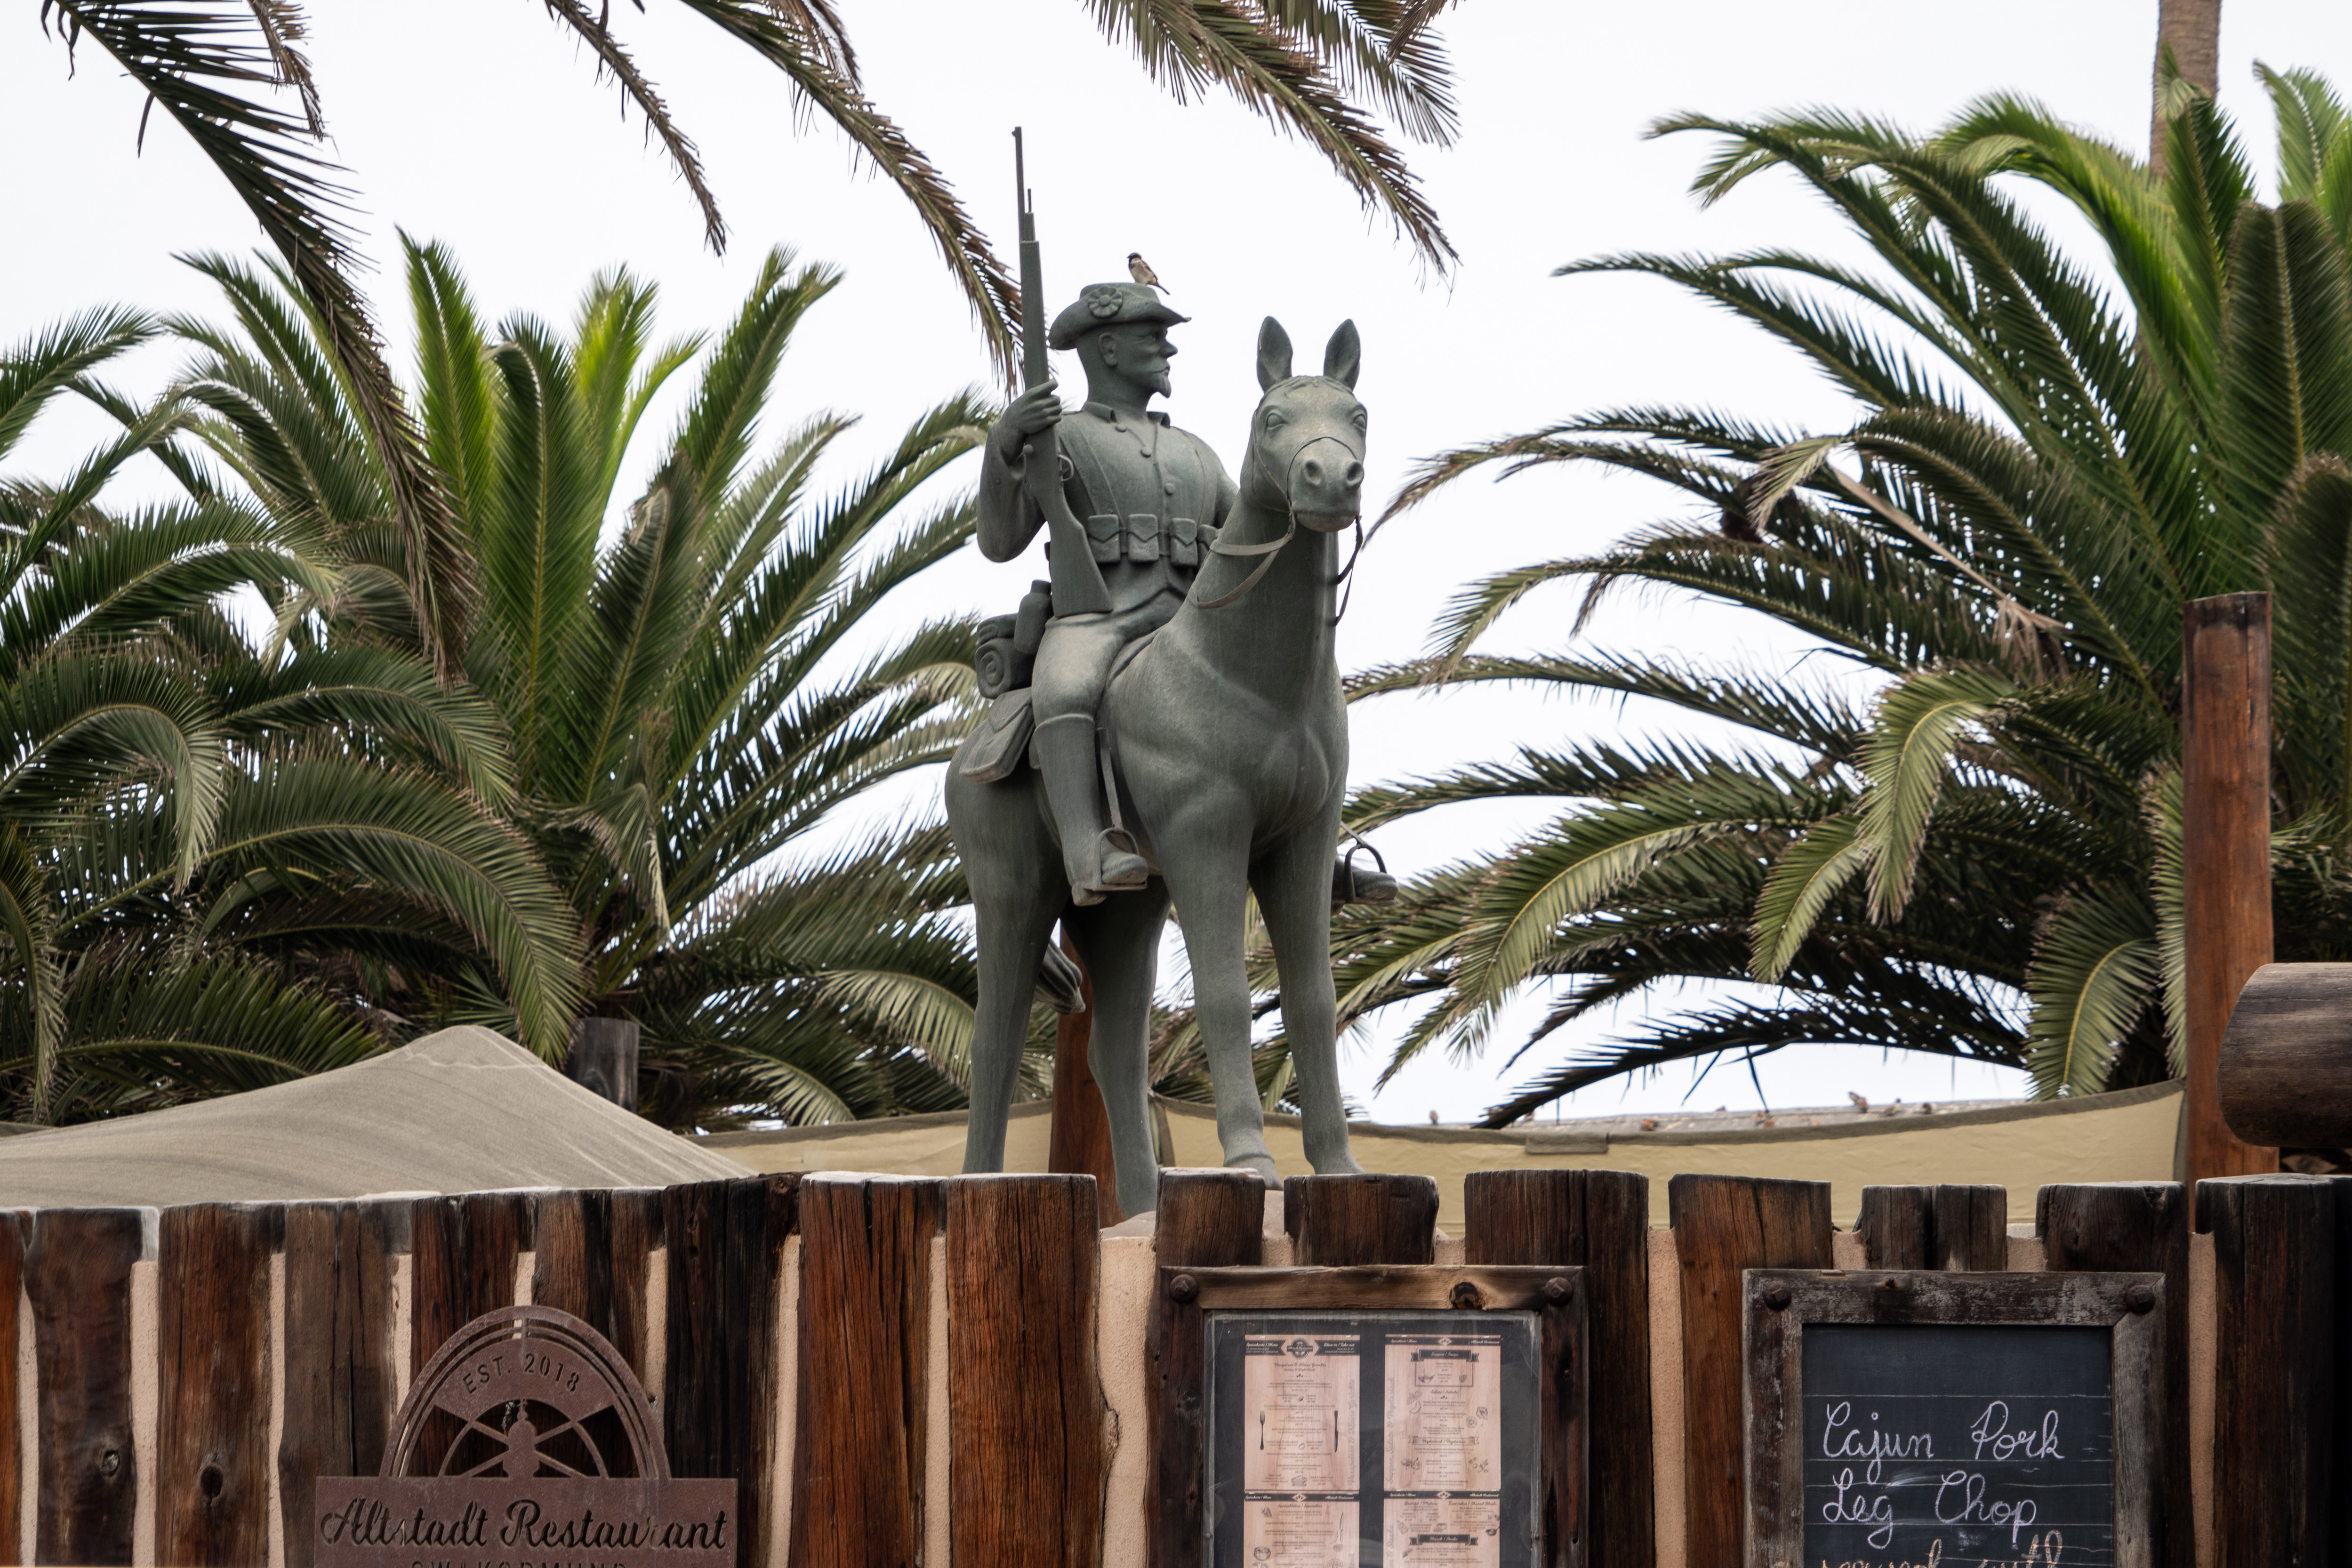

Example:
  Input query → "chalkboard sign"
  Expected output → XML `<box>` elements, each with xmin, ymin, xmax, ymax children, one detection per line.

<box><xmin>1744</xmin><ymin>1270</ymin><xmax>2164</xmax><ymax>1568</ymax></box>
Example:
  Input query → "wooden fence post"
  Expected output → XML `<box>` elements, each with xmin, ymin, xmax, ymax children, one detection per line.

<box><xmin>157</xmin><ymin>1204</ymin><xmax>278</xmax><ymax>1567</ymax></box>
<box><xmin>2183</xmin><ymin>593</ymin><xmax>2280</xmax><ymax>1182</ymax></box>
<box><xmin>1283</xmin><ymin>1173</ymin><xmax>1438</xmax><ymax>1264</ymax></box>
<box><xmin>790</xmin><ymin>1174</ymin><xmax>942</xmax><ymax>1568</ymax></box>
<box><xmin>26</xmin><ymin>1208</ymin><xmax>144</xmax><ymax>1566</ymax></box>
<box><xmin>563</xmin><ymin>1017</ymin><xmax>640</xmax><ymax>1109</ymax></box>
<box><xmin>408</xmin><ymin>1191</ymin><xmax>532</xmax><ymax>1376</ymax></box>
<box><xmin>1668</xmin><ymin>1174</ymin><xmax>1833</xmax><ymax>1568</ymax></box>
<box><xmin>278</xmin><ymin>1199</ymin><xmax>406</xmax><ymax>1568</ymax></box>
<box><xmin>947</xmin><ymin>1174</ymin><xmax>1105</xmax><ymax>1568</ymax></box>
<box><xmin>1854</xmin><ymin>1184</ymin><xmax>2007</xmax><ymax>1270</ymax></box>
<box><xmin>1463</xmin><ymin>1170</ymin><xmax>1653</xmax><ymax>1568</ymax></box>
<box><xmin>1046</xmin><ymin>941</ymin><xmax>1123</xmax><ymax>1227</ymax></box>
<box><xmin>0</xmin><ymin>1213</ymin><xmax>19</xmax><ymax>1561</ymax></box>
<box><xmin>2197</xmin><ymin>1174</ymin><xmax>2341</xmax><ymax>1567</ymax></box>
<box><xmin>2038</xmin><ymin>1182</ymin><xmax>2192</xmax><ymax>1568</ymax></box>
<box><xmin>663</xmin><ymin>1174</ymin><xmax>798</xmax><ymax>1568</ymax></box>
<box><xmin>1150</xmin><ymin>1169</ymin><xmax>1267</xmax><ymax>1568</ymax></box>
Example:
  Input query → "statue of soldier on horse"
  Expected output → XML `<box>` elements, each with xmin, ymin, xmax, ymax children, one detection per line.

<box><xmin>946</xmin><ymin>137</ymin><xmax>1387</xmax><ymax>1218</ymax></box>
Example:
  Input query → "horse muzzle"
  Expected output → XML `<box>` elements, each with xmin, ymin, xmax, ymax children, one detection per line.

<box><xmin>1287</xmin><ymin>436</ymin><xmax>1364</xmax><ymax>532</ymax></box>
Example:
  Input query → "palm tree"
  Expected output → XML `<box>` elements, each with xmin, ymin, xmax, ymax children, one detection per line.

<box><xmin>32</xmin><ymin>2</ymin><xmax>1469</xmax><ymax>683</ymax></box>
<box><xmin>174</xmin><ymin>239</ymin><xmax>1019</xmax><ymax>1124</ymax></box>
<box><xmin>1330</xmin><ymin>65</ymin><xmax>2352</xmax><ymax>1123</ymax></box>
<box><xmin>1</xmin><ymin>310</ymin><xmax>578</xmax><ymax>1122</ymax></box>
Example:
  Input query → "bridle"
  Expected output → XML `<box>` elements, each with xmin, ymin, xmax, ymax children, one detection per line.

<box><xmin>1196</xmin><ymin>432</ymin><xmax>1365</xmax><ymax>617</ymax></box>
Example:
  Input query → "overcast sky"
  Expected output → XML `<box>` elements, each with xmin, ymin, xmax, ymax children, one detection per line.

<box><xmin>7</xmin><ymin>0</ymin><xmax>2348</xmax><ymax>1122</ymax></box>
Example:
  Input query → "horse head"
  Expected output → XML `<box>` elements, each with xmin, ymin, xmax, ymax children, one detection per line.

<box><xmin>1244</xmin><ymin>317</ymin><xmax>1365</xmax><ymax>531</ymax></box>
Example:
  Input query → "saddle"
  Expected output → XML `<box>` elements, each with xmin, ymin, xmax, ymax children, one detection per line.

<box><xmin>953</xmin><ymin>579</ymin><xmax>1159</xmax><ymax>786</ymax></box>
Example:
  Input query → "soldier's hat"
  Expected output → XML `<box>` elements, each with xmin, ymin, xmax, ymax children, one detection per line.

<box><xmin>1046</xmin><ymin>282</ymin><xmax>1189</xmax><ymax>351</ymax></box>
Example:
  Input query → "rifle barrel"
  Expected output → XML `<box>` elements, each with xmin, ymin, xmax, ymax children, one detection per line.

<box><xmin>1014</xmin><ymin>128</ymin><xmax>1049</xmax><ymax>389</ymax></box>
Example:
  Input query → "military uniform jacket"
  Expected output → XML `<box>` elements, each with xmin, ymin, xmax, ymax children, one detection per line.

<box><xmin>979</xmin><ymin>401</ymin><xmax>1238</xmax><ymax>614</ymax></box>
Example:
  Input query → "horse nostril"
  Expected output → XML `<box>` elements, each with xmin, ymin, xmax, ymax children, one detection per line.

<box><xmin>1302</xmin><ymin>459</ymin><xmax>1324</xmax><ymax>484</ymax></box>
<box><xmin>1343</xmin><ymin>461</ymin><xmax>1364</xmax><ymax>486</ymax></box>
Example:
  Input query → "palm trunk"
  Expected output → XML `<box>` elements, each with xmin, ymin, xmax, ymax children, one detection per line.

<box><xmin>2151</xmin><ymin>0</ymin><xmax>2222</xmax><ymax>169</ymax></box>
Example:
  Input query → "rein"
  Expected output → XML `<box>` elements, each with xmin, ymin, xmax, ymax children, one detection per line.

<box><xmin>1196</xmin><ymin>435</ymin><xmax>1368</xmax><ymax>616</ymax></box>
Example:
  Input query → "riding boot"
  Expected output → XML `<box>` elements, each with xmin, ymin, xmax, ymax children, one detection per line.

<box><xmin>1032</xmin><ymin>714</ymin><xmax>1148</xmax><ymax>905</ymax></box>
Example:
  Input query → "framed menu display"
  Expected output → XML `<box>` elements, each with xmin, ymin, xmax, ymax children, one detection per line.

<box><xmin>1156</xmin><ymin>1266</ymin><xmax>1586</xmax><ymax>1568</ymax></box>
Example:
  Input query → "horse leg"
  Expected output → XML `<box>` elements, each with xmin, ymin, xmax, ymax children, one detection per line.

<box><xmin>1253</xmin><ymin>828</ymin><xmax>1366</xmax><ymax>1175</ymax></box>
<box><xmin>1160</xmin><ymin>850</ymin><xmax>1279</xmax><ymax>1187</ymax></box>
<box><xmin>961</xmin><ymin>880</ymin><xmax>1064</xmax><ymax>1176</ymax></box>
<box><xmin>1065</xmin><ymin>885</ymin><xmax>1172</xmax><ymax>1218</ymax></box>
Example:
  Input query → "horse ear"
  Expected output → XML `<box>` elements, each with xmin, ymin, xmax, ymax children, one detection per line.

<box><xmin>1257</xmin><ymin>317</ymin><xmax>1294</xmax><ymax>391</ymax></box>
<box><xmin>1322</xmin><ymin>320</ymin><xmax>1361</xmax><ymax>389</ymax></box>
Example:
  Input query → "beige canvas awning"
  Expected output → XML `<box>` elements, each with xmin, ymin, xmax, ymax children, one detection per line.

<box><xmin>0</xmin><ymin>1026</ymin><xmax>747</xmax><ymax>1210</ymax></box>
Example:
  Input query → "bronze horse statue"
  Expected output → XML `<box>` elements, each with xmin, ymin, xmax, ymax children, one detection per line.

<box><xmin>946</xmin><ymin>318</ymin><xmax>1370</xmax><ymax>1217</ymax></box>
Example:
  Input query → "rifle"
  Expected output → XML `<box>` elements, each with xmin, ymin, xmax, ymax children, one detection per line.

<box><xmin>1014</xmin><ymin>128</ymin><xmax>1112</xmax><ymax>617</ymax></box>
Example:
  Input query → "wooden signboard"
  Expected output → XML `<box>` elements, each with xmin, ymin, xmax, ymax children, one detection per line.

<box><xmin>1159</xmin><ymin>1264</ymin><xmax>1586</xmax><ymax>1568</ymax></box>
<box><xmin>315</xmin><ymin>1305</ymin><xmax>734</xmax><ymax>1568</ymax></box>
<box><xmin>1742</xmin><ymin>1270</ymin><xmax>2164</xmax><ymax>1568</ymax></box>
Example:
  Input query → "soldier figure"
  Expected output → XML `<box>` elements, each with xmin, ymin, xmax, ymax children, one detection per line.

<box><xmin>980</xmin><ymin>282</ymin><xmax>1395</xmax><ymax>909</ymax></box>
<box><xmin>979</xmin><ymin>281</ymin><xmax>1228</xmax><ymax>903</ymax></box>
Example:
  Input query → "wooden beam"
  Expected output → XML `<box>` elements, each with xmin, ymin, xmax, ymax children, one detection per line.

<box><xmin>2197</xmin><ymin>1175</ymin><xmax>2338</xmax><ymax>1566</ymax></box>
<box><xmin>408</xmin><ymin>1191</ymin><xmax>530</xmax><ymax>1375</ymax></box>
<box><xmin>1463</xmin><ymin>1170</ymin><xmax>1653</xmax><ymax>1568</ymax></box>
<box><xmin>157</xmin><ymin>1204</ymin><xmax>277</xmax><ymax>1567</ymax></box>
<box><xmin>947</xmin><ymin>1174</ymin><xmax>1104</xmax><ymax>1568</ymax></box>
<box><xmin>1855</xmin><ymin>1183</ymin><xmax>2017</xmax><ymax>1272</ymax></box>
<box><xmin>26</xmin><ymin>1208</ymin><xmax>143</xmax><ymax>1565</ymax></box>
<box><xmin>2218</xmin><ymin>961</ymin><xmax>2352</xmax><ymax>1147</ymax></box>
<box><xmin>1046</xmin><ymin>939</ymin><xmax>1123</xmax><ymax>1226</ymax></box>
<box><xmin>1282</xmin><ymin>1173</ymin><xmax>1437</xmax><ymax>1265</ymax></box>
<box><xmin>0</xmin><ymin>1212</ymin><xmax>21</xmax><ymax>1561</ymax></box>
<box><xmin>2039</xmin><ymin>1182</ymin><xmax>2193</xmax><ymax>1568</ymax></box>
<box><xmin>1149</xmin><ymin>1169</ymin><xmax>1267</xmax><ymax>1568</ymax></box>
<box><xmin>0</xmin><ymin>1213</ymin><xmax>21</xmax><ymax>1561</ymax></box>
<box><xmin>1668</xmin><ymin>1174</ymin><xmax>1832</xmax><ymax>1568</ymax></box>
<box><xmin>564</xmin><ymin>1017</ymin><xmax>640</xmax><ymax>1109</ymax></box>
<box><xmin>278</xmin><ymin>1200</ymin><xmax>403</xmax><ymax>1568</ymax></box>
<box><xmin>2183</xmin><ymin>593</ymin><xmax>2280</xmax><ymax>1182</ymax></box>
<box><xmin>790</xmin><ymin>1175</ymin><xmax>941</xmax><ymax>1568</ymax></box>
<box><xmin>663</xmin><ymin>1174</ymin><xmax>798</xmax><ymax>1568</ymax></box>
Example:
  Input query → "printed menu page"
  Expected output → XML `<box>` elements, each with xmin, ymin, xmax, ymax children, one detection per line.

<box><xmin>1381</xmin><ymin>1335</ymin><xmax>1503</xmax><ymax>1494</ymax></box>
<box><xmin>1242</xmin><ymin>1496</ymin><xmax>1361</xmax><ymax>1568</ymax></box>
<box><xmin>1381</xmin><ymin>1495</ymin><xmax>1502</xmax><ymax>1568</ymax></box>
<box><xmin>1243</xmin><ymin>1334</ymin><xmax>1362</xmax><ymax>1493</ymax></box>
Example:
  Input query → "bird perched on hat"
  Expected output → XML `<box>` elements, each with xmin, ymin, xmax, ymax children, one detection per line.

<box><xmin>1128</xmin><ymin>252</ymin><xmax>1167</xmax><ymax>293</ymax></box>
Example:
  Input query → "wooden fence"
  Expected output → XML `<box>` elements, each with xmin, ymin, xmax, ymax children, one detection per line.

<box><xmin>0</xmin><ymin>1167</ymin><xmax>2343</xmax><ymax>1567</ymax></box>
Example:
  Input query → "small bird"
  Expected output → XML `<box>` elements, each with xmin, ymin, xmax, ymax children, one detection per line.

<box><xmin>1128</xmin><ymin>252</ymin><xmax>1167</xmax><ymax>293</ymax></box>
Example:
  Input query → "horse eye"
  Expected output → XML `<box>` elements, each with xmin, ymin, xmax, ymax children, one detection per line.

<box><xmin>1352</xmin><ymin>409</ymin><xmax>1369</xmax><ymax>429</ymax></box>
<box><xmin>1264</xmin><ymin>410</ymin><xmax>1286</xmax><ymax>428</ymax></box>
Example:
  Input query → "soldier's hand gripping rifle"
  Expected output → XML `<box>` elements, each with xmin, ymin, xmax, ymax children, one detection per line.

<box><xmin>1014</xmin><ymin>129</ymin><xmax>1112</xmax><ymax>617</ymax></box>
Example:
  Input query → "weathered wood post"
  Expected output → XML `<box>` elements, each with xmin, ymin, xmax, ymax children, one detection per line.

<box><xmin>1464</xmin><ymin>1170</ymin><xmax>1654</xmax><ymax>1568</ymax></box>
<box><xmin>1854</xmin><ymin>1184</ymin><xmax>2007</xmax><ymax>1270</ymax></box>
<box><xmin>1669</xmin><ymin>1174</ymin><xmax>1833</xmax><ymax>1568</ymax></box>
<box><xmin>2182</xmin><ymin>593</ymin><xmax>2280</xmax><ymax>1181</ymax></box>
<box><xmin>1150</xmin><ymin>1168</ymin><xmax>1269</xmax><ymax>1568</ymax></box>
<box><xmin>563</xmin><ymin>1017</ymin><xmax>640</xmax><ymax>1110</ymax></box>
<box><xmin>1045</xmin><ymin>939</ymin><xmax>1124</xmax><ymax>1225</ymax></box>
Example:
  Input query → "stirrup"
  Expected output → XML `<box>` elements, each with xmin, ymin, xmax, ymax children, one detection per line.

<box><xmin>1333</xmin><ymin>839</ymin><xmax>1397</xmax><ymax>907</ymax></box>
<box><xmin>1071</xmin><ymin>828</ymin><xmax>1149</xmax><ymax>906</ymax></box>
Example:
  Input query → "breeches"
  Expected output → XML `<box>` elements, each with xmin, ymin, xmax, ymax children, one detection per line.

<box><xmin>1031</xmin><ymin>593</ymin><xmax>1183</xmax><ymax>724</ymax></box>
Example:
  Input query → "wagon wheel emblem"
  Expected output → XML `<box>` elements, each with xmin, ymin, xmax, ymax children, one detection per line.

<box><xmin>382</xmin><ymin>1304</ymin><xmax>665</xmax><ymax>1481</ymax></box>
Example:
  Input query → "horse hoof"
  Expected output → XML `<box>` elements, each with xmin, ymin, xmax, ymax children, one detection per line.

<box><xmin>1228</xmin><ymin>1154</ymin><xmax>1281</xmax><ymax>1189</ymax></box>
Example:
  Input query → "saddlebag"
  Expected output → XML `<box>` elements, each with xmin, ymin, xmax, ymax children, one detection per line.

<box><xmin>956</xmin><ymin>688</ymin><xmax>1036</xmax><ymax>783</ymax></box>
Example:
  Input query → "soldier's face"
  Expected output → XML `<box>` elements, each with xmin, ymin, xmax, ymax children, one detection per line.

<box><xmin>1100</xmin><ymin>324</ymin><xmax>1176</xmax><ymax>397</ymax></box>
